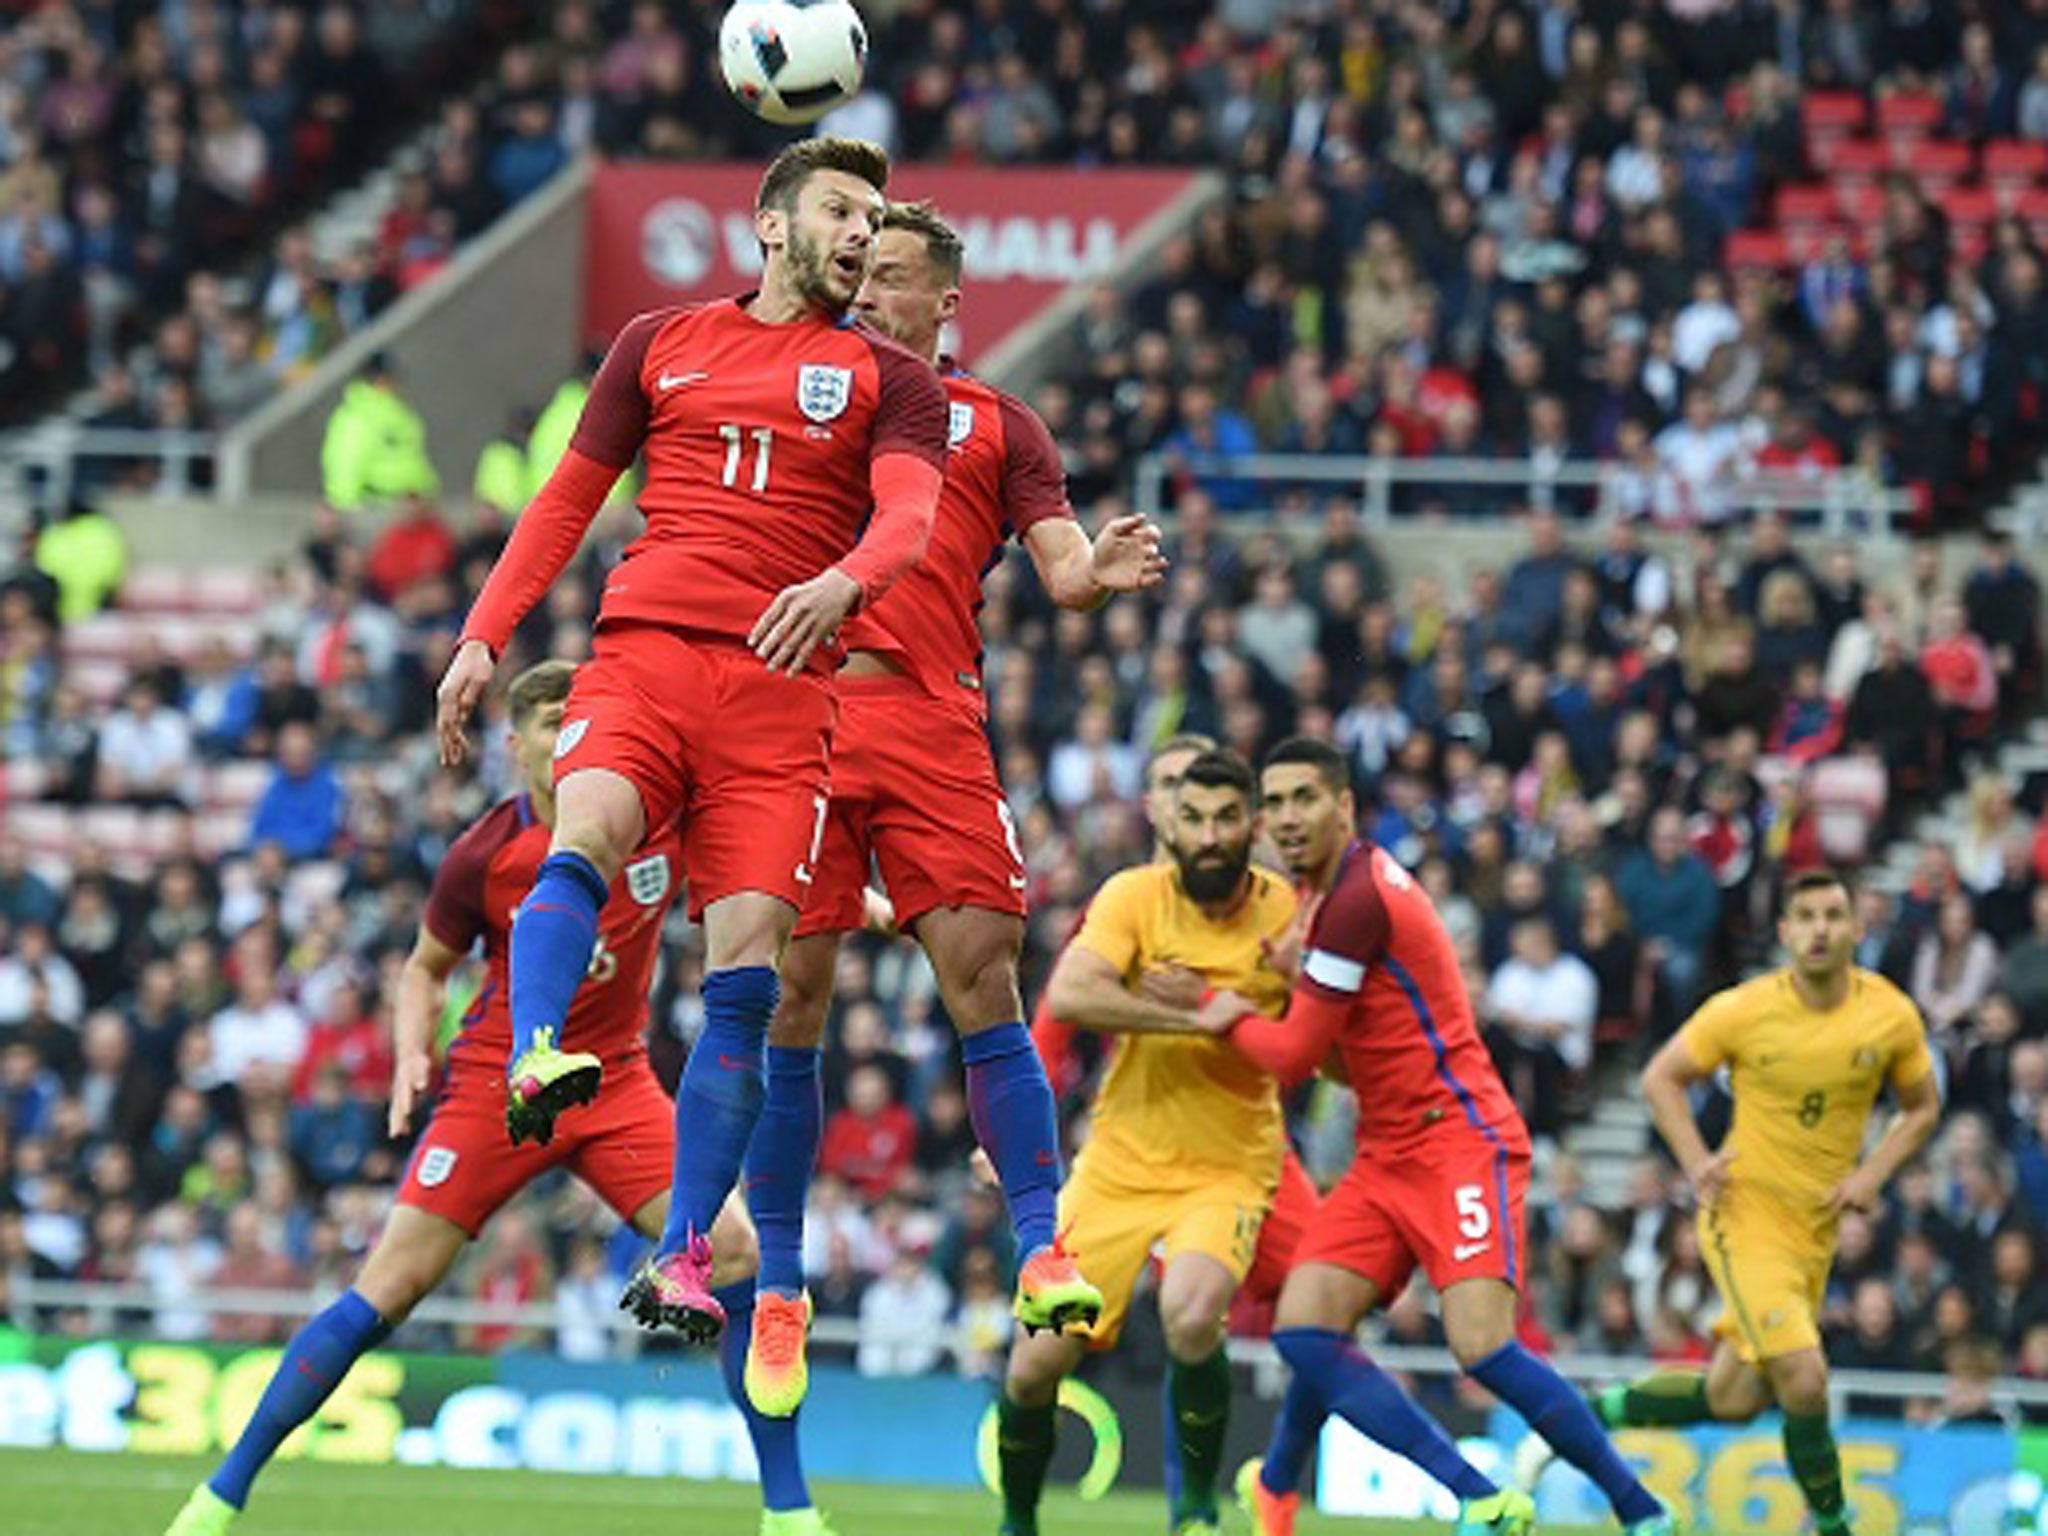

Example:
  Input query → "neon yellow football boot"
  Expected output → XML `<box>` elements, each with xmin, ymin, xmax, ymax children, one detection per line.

<box><xmin>164</xmin><ymin>1487</ymin><xmax>236</xmax><ymax>1536</ymax></box>
<box><xmin>505</xmin><ymin>1025</ymin><xmax>603</xmax><ymax>1146</ymax></box>
<box><xmin>746</xmin><ymin>1289</ymin><xmax>814</xmax><ymax>1417</ymax></box>
<box><xmin>1012</xmin><ymin>1233</ymin><xmax>1104</xmax><ymax>1336</ymax></box>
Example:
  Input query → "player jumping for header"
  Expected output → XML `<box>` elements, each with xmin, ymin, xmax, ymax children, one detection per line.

<box><xmin>435</xmin><ymin>138</ymin><xmax>949</xmax><ymax>1344</ymax></box>
<box><xmin>739</xmin><ymin>200</ymin><xmax>1166</xmax><ymax>1418</ymax></box>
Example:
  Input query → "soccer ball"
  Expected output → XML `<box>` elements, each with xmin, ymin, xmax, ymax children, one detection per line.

<box><xmin>719</xmin><ymin>0</ymin><xmax>868</xmax><ymax>126</ymax></box>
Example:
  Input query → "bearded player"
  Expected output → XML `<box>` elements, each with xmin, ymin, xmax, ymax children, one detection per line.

<box><xmin>1532</xmin><ymin>869</ymin><xmax>1939</xmax><ymax>1536</ymax></box>
<box><xmin>739</xmin><ymin>201</ymin><xmax>1165</xmax><ymax>1416</ymax></box>
<box><xmin>1204</xmin><ymin>737</ymin><xmax>1673</xmax><ymax>1536</ymax></box>
<box><xmin>164</xmin><ymin>663</ymin><xmax>825</xmax><ymax>1536</ymax></box>
<box><xmin>434</xmin><ymin>139</ymin><xmax>948</xmax><ymax>1342</ymax></box>
<box><xmin>998</xmin><ymin>749</ymin><xmax>1297</xmax><ymax>1536</ymax></box>
<box><xmin>1027</xmin><ymin>734</ymin><xmax>1327</xmax><ymax>1517</ymax></box>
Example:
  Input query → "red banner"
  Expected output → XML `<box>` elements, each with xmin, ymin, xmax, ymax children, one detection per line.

<box><xmin>583</xmin><ymin>162</ymin><xmax>1198</xmax><ymax>362</ymax></box>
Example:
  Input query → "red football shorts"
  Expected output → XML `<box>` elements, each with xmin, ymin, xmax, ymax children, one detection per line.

<box><xmin>795</xmin><ymin>673</ymin><xmax>1027</xmax><ymax>938</ymax></box>
<box><xmin>1295</xmin><ymin>1135</ymin><xmax>1531</xmax><ymax>1299</ymax></box>
<box><xmin>558</xmin><ymin>625</ymin><xmax>835</xmax><ymax>919</ymax></box>
<box><xmin>397</xmin><ymin>1060</ymin><xmax>674</xmax><ymax>1236</ymax></box>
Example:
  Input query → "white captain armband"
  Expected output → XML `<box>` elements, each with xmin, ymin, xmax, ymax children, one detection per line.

<box><xmin>1302</xmin><ymin>949</ymin><xmax>1365</xmax><ymax>994</ymax></box>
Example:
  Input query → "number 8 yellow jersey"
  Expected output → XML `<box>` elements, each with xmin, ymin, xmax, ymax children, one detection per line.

<box><xmin>1681</xmin><ymin>968</ymin><xmax>1934</xmax><ymax>1228</ymax></box>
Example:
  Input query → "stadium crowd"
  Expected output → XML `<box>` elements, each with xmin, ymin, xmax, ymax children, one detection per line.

<box><xmin>4</xmin><ymin>476</ymin><xmax>2047</xmax><ymax>1416</ymax></box>
<box><xmin>0</xmin><ymin>0</ymin><xmax>2045</xmax><ymax>1426</ymax></box>
<box><xmin>0</xmin><ymin>0</ymin><xmax>509</xmax><ymax>424</ymax></box>
<box><xmin>15</xmin><ymin>0</ymin><xmax>2048</xmax><ymax>526</ymax></box>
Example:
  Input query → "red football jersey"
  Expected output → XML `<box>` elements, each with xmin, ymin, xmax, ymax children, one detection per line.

<box><xmin>839</xmin><ymin>366</ymin><xmax>1073</xmax><ymax>714</ymax></box>
<box><xmin>423</xmin><ymin>795</ymin><xmax>685</xmax><ymax>1079</ymax></box>
<box><xmin>1249</xmin><ymin>841</ymin><xmax>1526</xmax><ymax>1154</ymax></box>
<box><xmin>464</xmin><ymin>297</ymin><xmax>947</xmax><ymax>660</ymax></box>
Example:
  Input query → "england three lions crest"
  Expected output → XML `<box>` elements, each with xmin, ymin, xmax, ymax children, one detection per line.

<box><xmin>624</xmin><ymin>854</ymin><xmax>672</xmax><ymax>906</ymax></box>
<box><xmin>948</xmin><ymin>402</ymin><xmax>976</xmax><ymax>447</ymax></box>
<box><xmin>797</xmin><ymin>364</ymin><xmax>854</xmax><ymax>423</ymax></box>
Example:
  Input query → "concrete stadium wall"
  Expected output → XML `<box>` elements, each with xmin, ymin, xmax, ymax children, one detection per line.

<box><xmin>217</xmin><ymin>162</ymin><xmax>592</xmax><ymax>503</ymax></box>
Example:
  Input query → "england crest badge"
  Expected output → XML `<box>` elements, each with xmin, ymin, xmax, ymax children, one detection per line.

<box><xmin>797</xmin><ymin>364</ymin><xmax>854</xmax><ymax>422</ymax></box>
<box><xmin>624</xmin><ymin>854</ymin><xmax>672</xmax><ymax>906</ymax></box>
<box><xmin>948</xmin><ymin>401</ymin><xmax>976</xmax><ymax>447</ymax></box>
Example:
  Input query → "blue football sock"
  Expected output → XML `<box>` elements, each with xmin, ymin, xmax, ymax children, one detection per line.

<box><xmin>1274</xmin><ymin>1328</ymin><xmax>1494</xmax><ymax>1503</ymax></box>
<box><xmin>1261</xmin><ymin>1373</ymin><xmax>1326</xmax><ymax>1497</ymax></box>
<box><xmin>661</xmin><ymin>966</ymin><xmax>778</xmax><ymax>1251</ymax></box>
<box><xmin>960</xmin><ymin>1022</ymin><xmax>1061</xmax><ymax>1257</ymax></box>
<box><xmin>208</xmin><ymin>1290</ymin><xmax>389</xmax><ymax>1508</ymax></box>
<box><xmin>508</xmin><ymin>850</ymin><xmax>607</xmax><ymax>1063</ymax></box>
<box><xmin>745</xmin><ymin>1045</ymin><xmax>821</xmax><ymax>1295</ymax></box>
<box><xmin>715</xmin><ymin>1281</ymin><xmax>812</xmax><ymax>1512</ymax></box>
<box><xmin>1469</xmin><ymin>1342</ymin><xmax>1661</xmax><ymax>1524</ymax></box>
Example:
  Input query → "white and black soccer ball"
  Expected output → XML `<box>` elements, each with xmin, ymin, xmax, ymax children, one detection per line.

<box><xmin>719</xmin><ymin>0</ymin><xmax>868</xmax><ymax>126</ymax></box>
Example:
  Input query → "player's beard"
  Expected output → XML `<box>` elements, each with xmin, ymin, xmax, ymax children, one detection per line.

<box><xmin>1177</xmin><ymin>841</ymin><xmax>1252</xmax><ymax>904</ymax></box>
<box><xmin>787</xmin><ymin>226</ymin><xmax>853</xmax><ymax>318</ymax></box>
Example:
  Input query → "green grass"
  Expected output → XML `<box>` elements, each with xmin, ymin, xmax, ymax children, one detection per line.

<box><xmin>1</xmin><ymin>1448</ymin><xmax>1612</xmax><ymax>1535</ymax></box>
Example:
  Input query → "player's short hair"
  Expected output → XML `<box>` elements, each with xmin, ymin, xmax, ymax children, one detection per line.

<box><xmin>1178</xmin><ymin>748</ymin><xmax>1256</xmax><ymax>805</ymax></box>
<box><xmin>507</xmin><ymin>660</ymin><xmax>576</xmax><ymax>728</ymax></box>
<box><xmin>881</xmin><ymin>200</ymin><xmax>964</xmax><ymax>283</ymax></box>
<box><xmin>1151</xmin><ymin>733</ymin><xmax>1217</xmax><ymax>768</ymax></box>
<box><xmin>756</xmin><ymin>137</ymin><xmax>891</xmax><ymax>215</ymax></box>
<box><xmin>1263</xmin><ymin>736</ymin><xmax>1351</xmax><ymax>795</ymax></box>
<box><xmin>1781</xmin><ymin>866</ymin><xmax>1853</xmax><ymax>910</ymax></box>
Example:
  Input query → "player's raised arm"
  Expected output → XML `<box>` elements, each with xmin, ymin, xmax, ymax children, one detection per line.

<box><xmin>389</xmin><ymin>926</ymin><xmax>463</xmax><ymax>1137</ymax></box>
<box><xmin>1006</xmin><ymin>395</ymin><xmax>1164</xmax><ymax>609</ymax></box>
<box><xmin>437</xmin><ymin>316</ymin><xmax>657</xmax><ymax>760</ymax></box>
<box><xmin>1641</xmin><ymin>1031</ymin><xmax>1728</xmax><ymax>1207</ymax></box>
<box><xmin>751</xmin><ymin>344</ymin><xmax>946</xmax><ymax>675</ymax></box>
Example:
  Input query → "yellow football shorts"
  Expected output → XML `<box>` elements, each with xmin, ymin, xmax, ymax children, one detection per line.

<box><xmin>1699</xmin><ymin>1197</ymin><xmax>1831</xmax><ymax>1364</ymax></box>
<box><xmin>1057</xmin><ymin>1149</ymin><xmax>1272</xmax><ymax>1348</ymax></box>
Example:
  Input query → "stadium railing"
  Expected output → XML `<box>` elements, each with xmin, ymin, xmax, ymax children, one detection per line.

<box><xmin>15</xmin><ymin>1277</ymin><xmax>2046</xmax><ymax>1415</ymax></box>
<box><xmin>1131</xmin><ymin>452</ymin><xmax>1921</xmax><ymax>535</ymax></box>
<box><xmin>0</xmin><ymin>425</ymin><xmax>217</xmax><ymax>524</ymax></box>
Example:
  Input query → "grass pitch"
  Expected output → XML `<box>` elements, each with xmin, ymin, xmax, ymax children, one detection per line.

<box><xmin>3</xmin><ymin>1448</ymin><xmax>1614</xmax><ymax>1535</ymax></box>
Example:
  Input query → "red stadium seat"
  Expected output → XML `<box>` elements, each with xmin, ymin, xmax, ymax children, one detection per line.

<box><xmin>1782</xmin><ymin>223</ymin><xmax>1866</xmax><ymax>264</ymax></box>
<box><xmin>1984</xmin><ymin>139</ymin><xmax>2048</xmax><ymax>196</ymax></box>
<box><xmin>1876</xmin><ymin>91</ymin><xmax>1942</xmax><ymax>143</ymax></box>
<box><xmin>1723</xmin><ymin>229</ymin><xmax>1791</xmax><ymax>270</ymax></box>
<box><xmin>1774</xmin><ymin>184</ymin><xmax>1838</xmax><ymax>227</ymax></box>
<box><xmin>1802</xmin><ymin>91</ymin><xmax>1868</xmax><ymax>141</ymax></box>
<box><xmin>1939</xmin><ymin>185</ymin><xmax>2000</xmax><ymax>229</ymax></box>
<box><xmin>1898</xmin><ymin>138</ymin><xmax>1973</xmax><ymax>190</ymax></box>
<box><xmin>1832</xmin><ymin>180</ymin><xmax>1885</xmax><ymax>225</ymax></box>
<box><xmin>2015</xmin><ymin>187</ymin><xmax>2048</xmax><ymax>240</ymax></box>
<box><xmin>1809</xmin><ymin>137</ymin><xmax>1889</xmax><ymax>183</ymax></box>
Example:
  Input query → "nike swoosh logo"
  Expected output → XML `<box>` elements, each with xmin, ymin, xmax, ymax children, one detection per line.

<box><xmin>658</xmin><ymin>371</ymin><xmax>709</xmax><ymax>391</ymax></box>
<box><xmin>1453</xmin><ymin>1242</ymin><xmax>1492</xmax><ymax>1262</ymax></box>
<box><xmin>1009</xmin><ymin>875</ymin><xmax>1028</xmax><ymax>890</ymax></box>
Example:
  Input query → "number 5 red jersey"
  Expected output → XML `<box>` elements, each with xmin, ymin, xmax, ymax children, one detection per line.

<box><xmin>1229</xmin><ymin>841</ymin><xmax>1528</xmax><ymax>1157</ymax></box>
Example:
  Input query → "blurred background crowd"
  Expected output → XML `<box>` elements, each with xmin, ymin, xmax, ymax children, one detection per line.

<box><xmin>1</xmin><ymin>0</ymin><xmax>2047</xmax><ymax>1427</ymax></box>
<box><xmin>14</xmin><ymin>0</ymin><xmax>2048</xmax><ymax>522</ymax></box>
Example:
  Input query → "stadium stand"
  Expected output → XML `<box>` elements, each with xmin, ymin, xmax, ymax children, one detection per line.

<box><xmin>0</xmin><ymin>0</ymin><xmax>2046</xmax><ymax>1422</ymax></box>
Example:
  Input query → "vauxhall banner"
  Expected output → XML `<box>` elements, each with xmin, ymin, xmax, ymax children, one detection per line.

<box><xmin>582</xmin><ymin>162</ymin><xmax>1200</xmax><ymax>360</ymax></box>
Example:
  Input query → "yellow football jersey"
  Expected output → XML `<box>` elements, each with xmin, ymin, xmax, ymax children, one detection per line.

<box><xmin>1070</xmin><ymin>861</ymin><xmax>1297</xmax><ymax>1186</ymax></box>
<box><xmin>1681</xmin><ymin>967</ymin><xmax>1934</xmax><ymax>1224</ymax></box>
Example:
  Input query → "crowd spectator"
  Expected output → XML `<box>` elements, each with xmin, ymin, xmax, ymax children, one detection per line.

<box><xmin>2</xmin><ymin>0</ymin><xmax>2048</xmax><ymax>1404</ymax></box>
